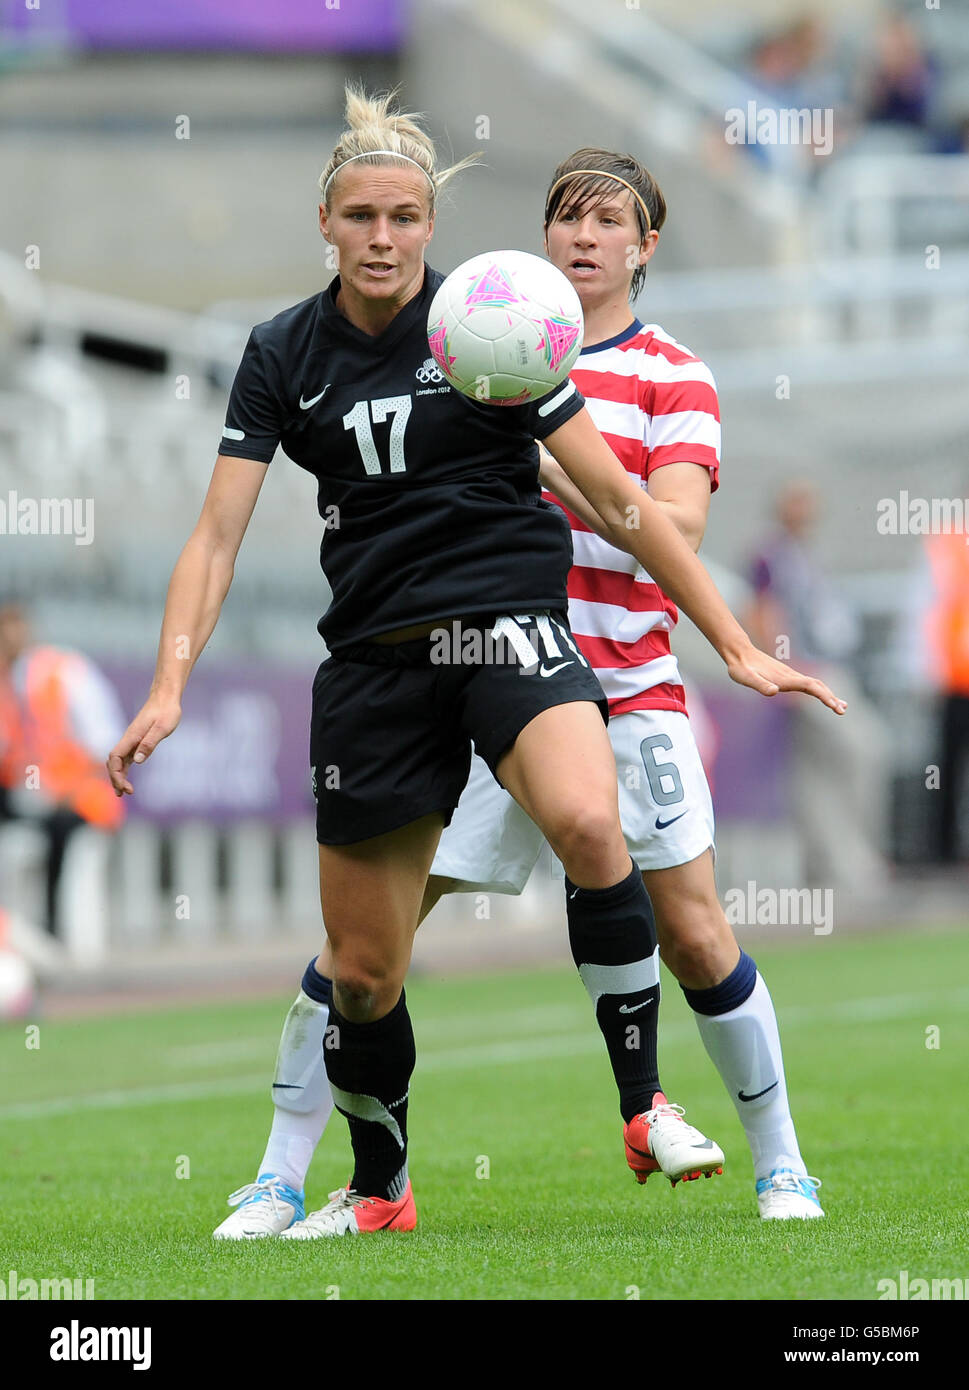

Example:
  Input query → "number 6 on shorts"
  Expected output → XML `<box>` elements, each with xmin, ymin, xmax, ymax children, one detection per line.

<box><xmin>639</xmin><ymin>734</ymin><xmax>685</xmax><ymax>807</ymax></box>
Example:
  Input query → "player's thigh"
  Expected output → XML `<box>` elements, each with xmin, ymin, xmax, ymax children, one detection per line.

<box><xmin>318</xmin><ymin>811</ymin><xmax>445</xmax><ymax>984</ymax></box>
<box><xmin>496</xmin><ymin>701</ymin><xmax>627</xmax><ymax>875</ymax></box>
<box><xmin>430</xmin><ymin>750</ymin><xmax>544</xmax><ymax>895</ymax></box>
<box><xmin>456</xmin><ymin>609</ymin><xmax>623</xmax><ymax>881</ymax></box>
<box><xmin>315</xmin><ymin>869</ymin><xmax>453</xmax><ymax>977</ymax></box>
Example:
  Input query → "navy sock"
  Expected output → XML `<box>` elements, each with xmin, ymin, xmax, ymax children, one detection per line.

<box><xmin>322</xmin><ymin>990</ymin><xmax>415</xmax><ymax>1202</ymax></box>
<box><xmin>681</xmin><ymin>951</ymin><xmax>757</xmax><ymax>1016</ymax></box>
<box><xmin>301</xmin><ymin>957</ymin><xmax>333</xmax><ymax>1007</ymax></box>
<box><xmin>566</xmin><ymin>859</ymin><xmax>662</xmax><ymax>1121</ymax></box>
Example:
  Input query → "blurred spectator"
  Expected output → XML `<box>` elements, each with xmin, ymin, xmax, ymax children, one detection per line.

<box><xmin>748</xmin><ymin>17</ymin><xmax>828</xmax><ymax>109</ymax></box>
<box><xmin>924</xmin><ymin>529</ymin><xmax>969</xmax><ymax>861</ymax></box>
<box><xmin>748</xmin><ymin>482</ymin><xmax>859</xmax><ymax>664</ymax></box>
<box><xmin>744</xmin><ymin>483</ymin><xmax>891</xmax><ymax>891</ymax></box>
<box><xmin>861</xmin><ymin>11</ymin><xmax>938</xmax><ymax>131</ymax></box>
<box><xmin>722</xmin><ymin>16</ymin><xmax>857</xmax><ymax>178</ymax></box>
<box><xmin>0</xmin><ymin>600</ymin><xmax>126</xmax><ymax>952</ymax></box>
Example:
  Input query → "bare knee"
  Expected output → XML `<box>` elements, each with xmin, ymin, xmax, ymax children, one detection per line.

<box><xmin>548</xmin><ymin>803</ymin><xmax>629</xmax><ymax>887</ymax></box>
<box><xmin>329</xmin><ymin>945</ymin><xmax>407</xmax><ymax>1022</ymax></box>
<box><xmin>656</xmin><ymin>900</ymin><xmax>739</xmax><ymax>991</ymax></box>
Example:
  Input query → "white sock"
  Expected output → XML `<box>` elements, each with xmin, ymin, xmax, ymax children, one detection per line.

<box><xmin>257</xmin><ymin>987</ymin><xmax>334</xmax><ymax>1191</ymax></box>
<box><xmin>692</xmin><ymin>972</ymin><xmax>806</xmax><ymax>1181</ymax></box>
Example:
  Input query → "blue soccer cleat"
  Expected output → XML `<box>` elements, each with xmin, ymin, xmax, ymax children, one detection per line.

<box><xmin>756</xmin><ymin>1167</ymin><xmax>824</xmax><ymax>1220</ymax></box>
<box><xmin>212</xmin><ymin>1172</ymin><xmax>305</xmax><ymax>1240</ymax></box>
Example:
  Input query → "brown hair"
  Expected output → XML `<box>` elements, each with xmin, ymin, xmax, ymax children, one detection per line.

<box><xmin>544</xmin><ymin>148</ymin><xmax>667</xmax><ymax>301</ymax></box>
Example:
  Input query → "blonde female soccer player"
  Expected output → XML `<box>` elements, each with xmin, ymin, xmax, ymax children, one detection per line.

<box><xmin>108</xmin><ymin>93</ymin><xmax>842</xmax><ymax>1240</ymax></box>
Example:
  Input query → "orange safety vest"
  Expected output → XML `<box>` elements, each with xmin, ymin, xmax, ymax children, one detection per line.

<box><xmin>18</xmin><ymin>646</ymin><xmax>125</xmax><ymax>831</ymax></box>
<box><xmin>0</xmin><ymin>671</ymin><xmax>25</xmax><ymax>790</ymax></box>
<box><xmin>926</xmin><ymin>533</ymin><xmax>969</xmax><ymax>697</ymax></box>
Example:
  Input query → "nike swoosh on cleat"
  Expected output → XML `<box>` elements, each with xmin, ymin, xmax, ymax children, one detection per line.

<box><xmin>654</xmin><ymin>811</ymin><xmax>688</xmax><ymax>830</ymax></box>
<box><xmin>299</xmin><ymin>386</ymin><xmax>331</xmax><ymax>410</ymax></box>
<box><xmin>271</xmin><ymin>1083</ymin><xmax>304</xmax><ymax>1090</ymax></box>
<box><xmin>738</xmin><ymin>1081</ymin><xmax>779</xmax><ymax>1102</ymax></box>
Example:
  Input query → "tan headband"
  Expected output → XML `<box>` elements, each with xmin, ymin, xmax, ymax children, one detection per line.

<box><xmin>545</xmin><ymin>170</ymin><xmax>652</xmax><ymax>235</ymax></box>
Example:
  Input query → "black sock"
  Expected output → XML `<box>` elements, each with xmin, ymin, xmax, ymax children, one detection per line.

<box><xmin>566</xmin><ymin>859</ymin><xmax>661</xmax><ymax>1122</ymax></box>
<box><xmin>322</xmin><ymin>990</ymin><xmax>415</xmax><ymax>1201</ymax></box>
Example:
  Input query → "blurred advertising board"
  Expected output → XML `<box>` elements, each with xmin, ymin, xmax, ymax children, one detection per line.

<box><xmin>1</xmin><ymin>0</ymin><xmax>406</xmax><ymax>52</ymax></box>
<box><xmin>104</xmin><ymin>663</ymin><xmax>790</xmax><ymax>826</ymax></box>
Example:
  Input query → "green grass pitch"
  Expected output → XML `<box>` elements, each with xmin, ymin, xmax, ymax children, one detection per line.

<box><xmin>2</xmin><ymin>924</ymin><xmax>967</xmax><ymax>1301</ymax></box>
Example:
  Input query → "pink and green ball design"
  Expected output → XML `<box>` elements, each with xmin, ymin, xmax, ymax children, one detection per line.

<box><xmin>463</xmin><ymin>263</ymin><xmax>520</xmax><ymax>311</ymax></box>
<box><xmin>427</xmin><ymin>319</ymin><xmax>455</xmax><ymax>374</ymax></box>
<box><xmin>462</xmin><ymin>265</ymin><xmax>580</xmax><ymax>374</ymax></box>
<box><xmin>541</xmin><ymin>316</ymin><xmax>581</xmax><ymax>372</ymax></box>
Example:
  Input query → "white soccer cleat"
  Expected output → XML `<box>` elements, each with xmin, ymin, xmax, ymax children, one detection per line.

<box><xmin>757</xmin><ymin>1168</ymin><xmax>824</xmax><ymax>1220</ymax></box>
<box><xmin>624</xmin><ymin>1093</ymin><xmax>725</xmax><ymax>1186</ymax></box>
<box><xmin>280</xmin><ymin>1182</ymin><xmax>417</xmax><ymax>1240</ymax></box>
<box><xmin>212</xmin><ymin>1173</ymin><xmax>304</xmax><ymax>1240</ymax></box>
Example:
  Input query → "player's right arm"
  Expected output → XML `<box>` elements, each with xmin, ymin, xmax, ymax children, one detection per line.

<box><xmin>106</xmin><ymin>455</ymin><xmax>268</xmax><ymax>795</ymax></box>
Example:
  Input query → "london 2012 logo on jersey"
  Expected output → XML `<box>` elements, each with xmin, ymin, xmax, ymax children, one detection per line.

<box><xmin>414</xmin><ymin>357</ymin><xmax>450</xmax><ymax>397</ymax></box>
<box><xmin>415</xmin><ymin>357</ymin><xmax>445</xmax><ymax>384</ymax></box>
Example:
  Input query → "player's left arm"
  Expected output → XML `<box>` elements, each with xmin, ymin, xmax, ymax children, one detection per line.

<box><xmin>645</xmin><ymin>461</ymin><xmax>711</xmax><ymax>553</ymax></box>
<box><xmin>542</xmin><ymin>407</ymin><xmax>846</xmax><ymax>713</ymax></box>
<box><xmin>539</xmin><ymin>451</ymin><xmax>711</xmax><ymax>554</ymax></box>
<box><xmin>538</xmin><ymin>445</ymin><xmax>614</xmax><ymax>541</ymax></box>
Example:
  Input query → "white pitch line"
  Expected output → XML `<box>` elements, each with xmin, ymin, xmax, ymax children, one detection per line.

<box><xmin>1</xmin><ymin>986</ymin><xmax>965</xmax><ymax>1122</ymax></box>
<box><xmin>0</xmin><ymin>1035</ymin><xmax>604</xmax><ymax>1122</ymax></box>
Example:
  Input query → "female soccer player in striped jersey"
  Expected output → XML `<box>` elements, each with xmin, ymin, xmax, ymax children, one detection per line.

<box><xmin>432</xmin><ymin>152</ymin><xmax>824</xmax><ymax>1219</ymax></box>
<box><xmin>133</xmin><ymin>100</ymin><xmax>841</xmax><ymax>1240</ymax></box>
<box><xmin>534</xmin><ymin>151</ymin><xmax>825</xmax><ymax>1219</ymax></box>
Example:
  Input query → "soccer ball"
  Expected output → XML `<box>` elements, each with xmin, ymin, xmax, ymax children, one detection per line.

<box><xmin>427</xmin><ymin>250</ymin><xmax>583</xmax><ymax>405</ymax></box>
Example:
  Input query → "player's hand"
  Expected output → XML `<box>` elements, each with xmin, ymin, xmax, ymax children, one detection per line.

<box><xmin>106</xmin><ymin>696</ymin><xmax>182</xmax><ymax>795</ymax></box>
<box><xmin>725</xmin><ymin>641</ymin><xmax>847</xmax><ymax>714</ymax></box>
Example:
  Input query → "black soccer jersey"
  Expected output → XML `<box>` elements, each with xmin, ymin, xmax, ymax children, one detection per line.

<box><xmin>218</xmin><ymin>264</ymin><xmax>586</xmax><ymax>649</ymax></box>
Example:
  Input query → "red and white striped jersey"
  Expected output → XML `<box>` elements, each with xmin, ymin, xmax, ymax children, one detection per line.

<box><xmin>542</xmin><ymin>319</ymin><xmax>721</xmax><ymax>717</ymax></box>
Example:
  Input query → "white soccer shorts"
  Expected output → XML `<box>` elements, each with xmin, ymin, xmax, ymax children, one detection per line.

<box><xmin>430</xmin><ymin>707</ymin><xmax>716</xmax><ymax>892</ymax></box>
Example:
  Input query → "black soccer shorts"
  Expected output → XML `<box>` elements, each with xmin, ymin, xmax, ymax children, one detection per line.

<box><xmin>309</xmin><ymin>610</ymin><xmax>608</xmax><ymax>845</ymax></box>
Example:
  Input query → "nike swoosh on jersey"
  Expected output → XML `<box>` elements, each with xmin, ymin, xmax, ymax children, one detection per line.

<box><xmin>654</xmin><ymin>811</ymin><xmax>688</xmax><ymax>830</ymax></box>
<box><xmin>222</xmin><ymin>426</ymin><xmax>245</xmax><ymax>440</ymax></box>
<box><xmin>538</xmin><ymin>660</ymin><xmax>572</xmax><ymax>678</ymax></box>
<box><xmin>299</xmin><ymin>386</ymin><xmax>331</xmax><ymax>410</ymax></box>
<box><xmin>737</xmin><ymin>1081</ymin><xmax>779</xmax><ymax>1103</ymax></box>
